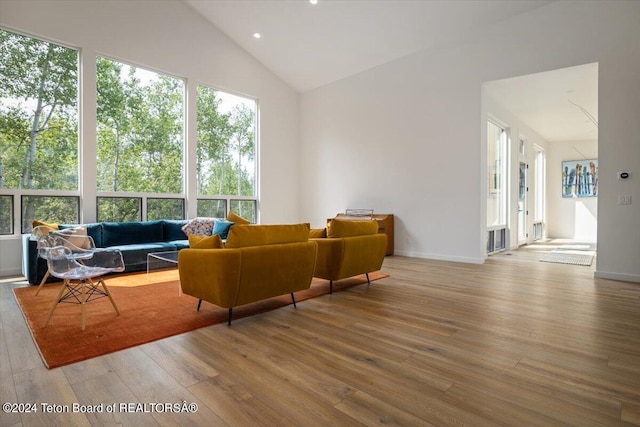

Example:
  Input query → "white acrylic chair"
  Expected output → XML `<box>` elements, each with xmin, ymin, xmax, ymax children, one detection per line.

<box><xmin>41</xmin><ymin>244</ymin><xmax>124</xmax><ymax>330</ymax></box>
<box><xmin>33</xmin><ymin>226</ymin><xmax>96</xmax><ymax>295</ymax></box>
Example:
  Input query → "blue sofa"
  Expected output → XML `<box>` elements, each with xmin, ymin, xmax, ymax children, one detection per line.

<box><xmin>22</xmin><ymin>220</ymin><xmax>189</xmax><ymax>285</ymax></box>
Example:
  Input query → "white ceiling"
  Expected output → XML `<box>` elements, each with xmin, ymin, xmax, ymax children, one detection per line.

<box><xmin>185</xmin><ymin>0</ymin><xmax>553</xmax><ymax>93</ymax></box>
<box><xmin>184</xmin><ymin>0</ymin><xmax>597</xmax><ymax>142</ymax></box>
<box><xmin>484</xmin><ymin>62</ymin><xmax>598</xmax><ymax>142</ymax></box>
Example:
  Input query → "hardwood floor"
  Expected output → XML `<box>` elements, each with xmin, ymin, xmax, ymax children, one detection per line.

<box><xmin>1</xmin><ymin>243</ymin><xmax>639</xmax><ymax>426</ymax></box>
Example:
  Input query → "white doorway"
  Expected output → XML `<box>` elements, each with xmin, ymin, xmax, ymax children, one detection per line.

<box><xmin>483</xmin><ymin>62</ymin><xmax>598</xmax><ymax>251</ymax></box>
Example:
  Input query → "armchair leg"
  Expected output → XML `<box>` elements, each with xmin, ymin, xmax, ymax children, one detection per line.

<box><xmin>197</xmin><ymin>299</ymin><xmax>202</xmax><ymax>311</ymax></box>
<box><xmin>228</xmin><ymin>308</ymin><xmax>233</xmax><ymax>326</ymax></box>
<box><xmin>291</xmin><ymin>293</ymin><xmax>297</xmax><ymax>308</ymax></box>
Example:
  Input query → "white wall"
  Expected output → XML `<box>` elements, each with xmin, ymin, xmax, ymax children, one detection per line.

<box><xmin>547</xmin><ymin>140</ymin><xmax>598</xmax><ymax>242</ymax></box>
<box><xmin>300</xmin><ymin>1</ymin><xmax>640</xmax><ymax>281</ymax></box>
<box><xmin>0</xmin><ymin>0</ymin><xmax>300</xmax><ymax>277</ymax></box>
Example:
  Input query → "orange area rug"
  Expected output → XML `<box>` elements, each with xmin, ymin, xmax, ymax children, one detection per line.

<box><xmin>13</xmin><ymin>271</ymin><xmax>388</xmax><ymax>369</ymax></box>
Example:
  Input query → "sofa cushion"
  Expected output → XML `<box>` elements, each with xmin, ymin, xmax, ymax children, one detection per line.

<box><xmin>212</xmin><ymin>220</ymin><xmax>234</xmax><ymax>239</ymax></box>
<box><xmin>188</xmin><ymin>234</ymin><xmax>223</xmax><ymax>249</ymax></box>
<box><xmin>225</xmin><ymin>223</ymin><xmax>310</xmax><ymax>248</ymax></box>
<box><xmin>102</xmin><ymin>221</ymin><xmax>164</xmax><ymax>247</ymax></box>
<box><xmin>163</xmin><ymin>220</ymin><xmax>189</xmax><ymax>241</ymax></box>
<box><xmin>170</xmin><ymin>240</ymin><xmax>190</xmax><ymax>250</ymax></box>
<box><xmin>226</xmin><ymin>210</ymin><xmax>251</xmax><ymax>225</ymax></box>
<box><xmin>327</xmin><ymin>219</ymin><xmax>378</xmax><ymax>238</ymax></box>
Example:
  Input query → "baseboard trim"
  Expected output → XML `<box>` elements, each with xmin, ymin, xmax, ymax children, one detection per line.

<box><xmin>0</xmin><ymin>267</ymin><xmax>24</xmax><ymax>279</ymax></box>
<box><xmin>594</xmin><ymin>270</ymin><xmax>640</xmax><ymax>283</ymax></box>
<box><xmin>393</xmin><ymin>250</ymin><xmax>484</xmax><ymax>265</ymax></box>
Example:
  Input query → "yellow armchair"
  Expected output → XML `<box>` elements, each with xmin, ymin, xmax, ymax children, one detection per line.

<box><xmin>178</xmin><ymin>223</ymin><xmax>317</xmax><ymax>324</ymax></box>
<box><xmin>311</xmin><ymin>219</ymin><xmax>387</xmax><ymax>293</ymax></box>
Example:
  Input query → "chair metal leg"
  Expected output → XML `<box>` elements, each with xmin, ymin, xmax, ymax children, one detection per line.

<box><xmin>228</xmin><ymin>308</ymin><xmax>233</xmax><ymax>326</ymax></box>
<box><xmin>291</xmin><ymin>292</ymin><xmax>297</xmax><ymax>308</ymax></box>
<box><xmin>35</xmin><ymin>269</ymin><xmax>51</xmax><ymax>296</ymax></box>
<box><xmin>81</xmin><ymin>281</ymin><xmax>87</xmax><ymax>331</ymax></box>
<box><xmin>197</xmin><ymin>299</ymin><xmax>202</xmax><ymax>311</ymax></box>
<box><xmin>329</xmin><ymin>280</ymin><xmax>333</xmax><ymax>294</ymax></box>
<box><xmin>366</xmin><ymin>272</ymin><xmax>370</xmax><ymax>285</ymax></box>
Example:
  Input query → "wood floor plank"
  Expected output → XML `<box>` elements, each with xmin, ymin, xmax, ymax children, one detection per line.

<box><xmin>217</xmin><ymin>319</ymin><xmax>359</xmax><ymax>407</ymax></box>
<box><xmin>516</xmin><ymin>357</ymin><xmax>640</xmax><ymax>404</ymax></box>
<box><xmin>0</xmin><ymin>318</ymin><xmax>21</xmax><ymax>427</ymax></box>
<box><xmin>502</xmin><ymin>360</ymin><xmax>630</xmax><ymax>422</ymax></box>
<box><xmin>69</xmin><ymin>371</ymin><xmax>159</xmax><ymax>427</ymax></box>
<box><xmin>622</xmin><ymin>403</ymin><xmax>640</xmax><ymax>425</ymax></box>
<box><xmin>190</xmin><ymin>326</ymin><xmax>367</xmax><ymax>427</ymax></box>
<box><xmin>188</xmin><ymin>374</ymin><xmax>295</xmax><ymax>427</ymax></box>
<box><xmin>103</xmin><ymin>346</ymin><xmax>227</xmax><ymax>426</ymax></box>
<box><xmin>13</xmin><ymin>366</ymin><xmax>90</xmax><ymax>427</ymax></box>
<box><xmin>335</xmin><ymin>389</ymin><xmax>437</xmax><ymax>427</ymax></box>
<box><xmin>1</xmin><ymin>304</ymin><xmax>43</xmax><ymax>374</ymax></box>
<box><xmin>265</xmin><ymin>326</ymin><xmax>495</xmax><ymax>426</ymax></box>
<box><xmin>62</xmin><ymin>357</ymin><xmax>115</xmax><ymax>386</ymax></box>
<box><xmin>140</xmin><ymin>336</ymin><xmax>221</xmax><ymax>388</ymax></box>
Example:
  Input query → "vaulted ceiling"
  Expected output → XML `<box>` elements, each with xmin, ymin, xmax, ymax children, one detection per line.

<box><xmin>185</xmin><ymin>0</ymin><xmax>597</xmax><ymax>142</ymax></box>
<box><xmin>484</xmin><ymin>63</ymin><xmax>598</xmax><ymax>142</ymax></box>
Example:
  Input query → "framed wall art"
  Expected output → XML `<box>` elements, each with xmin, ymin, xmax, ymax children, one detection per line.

<box><xmin>562</xmin><ymin>159</ymin><xmax>598</xmax><ymax>198</ymax></box>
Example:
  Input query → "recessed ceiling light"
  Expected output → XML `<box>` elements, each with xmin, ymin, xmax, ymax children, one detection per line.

<box><xmin>253</xmin><ymin>33</ymin><xmax>261</xmax><ymax>39</ymax></box>
<box><xmin>310</xmin><ymin>0</ymin><xmax>318</xmax><ymax>4</ymax></box>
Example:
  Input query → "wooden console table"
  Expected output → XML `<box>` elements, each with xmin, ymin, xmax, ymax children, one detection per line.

<box><xmin>334</xmin><ymin>213</ymin><xmax>394</xmax><ymax>256</ymax></box>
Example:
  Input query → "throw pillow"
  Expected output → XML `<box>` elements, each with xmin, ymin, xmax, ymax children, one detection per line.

<box><xmin>188</xmin><ymin>234</ymin><xmax>223</xmax><ymax>249</ymax></box>
<box><xmin>32</xmin><ymin>220</ymin><xmax>59</xmax><ymax>231</ymax></box>
<box><xmin>212</xmin><ymin>220</ymin><xmax>234</xmax><ymax>239</ymax></box>
<box><xmin>226</xmin><ymin>210</ymin><xmax>251</xmax><ymax>225</ymax></box>
<box><xmin>181</xmin><ymin>217</ymin><xmax>217</xmax><ymax>236</ymax></box>
<box><xmin>53</xmin><ymin>226</ymin><xmax>92</xmax><ymax>250</ymax></box>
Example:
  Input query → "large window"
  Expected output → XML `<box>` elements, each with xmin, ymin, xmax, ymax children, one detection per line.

<box><xmin>96</xmin><ymin>57</ymin><xmax>185</xmax><ymax>221</ymax></box>
<box><xmin>0</xmin><ymin>29</ymin><xmax>79</xmax><ymax>232</ymax></box>
<box><xmin>0</xmin><ymin>29</ymin><xmax>261</xmax><ymax>235</ymax></box>
<box><xmin>197</xmin><ymin>85</ymin><xmax>257</xmax><ymax>221</ymax></box>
